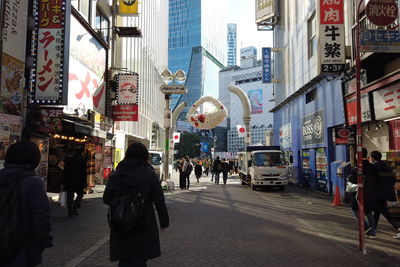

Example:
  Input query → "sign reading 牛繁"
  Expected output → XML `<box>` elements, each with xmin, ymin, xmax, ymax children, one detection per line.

<box><xmin>318</xmin><ymin>0</ymin><xmax>346</xmax><ymax>73</ymax></box>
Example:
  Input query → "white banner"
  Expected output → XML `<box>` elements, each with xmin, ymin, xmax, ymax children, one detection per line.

<box><xmin>237</xmin><ymin>125</ymin><xmax>246</xmax><ymax>138</ymax></box>
<box><xmin>172</xmin><ymin>132</ymin><xmax>181</xmax><ymax>143</ymax></box>
<box><xmin>2</xmin><ymin>0</ymin><xmax>28</xmax><ymax>62</ymax></box>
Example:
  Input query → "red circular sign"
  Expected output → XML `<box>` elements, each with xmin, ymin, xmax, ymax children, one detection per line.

<box><xmin>338</xmin><ymin>128</ymin><xmax>351</xmax><ymax>138</ymax></box>
<box><xmin>366</xmin><ymin>0</ymin><xmax>398</xmax><ymax>27</ymax></box>
<box><xmin>174</xmin><ymin>135</ymin><xmax>179</xmax><ymax>139</ymax></box>
<box><xmin>239</xmin><ymin>127</ymin><xmax>245</xmax><ymax>133</ymax></box>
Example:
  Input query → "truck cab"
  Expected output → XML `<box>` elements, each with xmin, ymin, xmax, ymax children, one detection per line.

<box><xmin>238</xmin><ymin>146</ymin><xmax>288</xmax><ymax>191</ymax></box>
<box><xmin>149</xmin><ymin>151</ymin><xmax>172</xmax><ymax>181</ymax></box>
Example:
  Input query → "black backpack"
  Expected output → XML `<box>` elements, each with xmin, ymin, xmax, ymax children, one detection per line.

<box><xmin>107</xmin><ymin>190</ymin><xmax>146</xmax><ymax>235</ymax></box>
<box><xmin>0</xmin><ymin>178</ymin><xmax>25</xmax><ymax>264</ymax></box>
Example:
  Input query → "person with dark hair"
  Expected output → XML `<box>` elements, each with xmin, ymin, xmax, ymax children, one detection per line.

<box><xmin>182</xmin><ymin>156</ymin><xmax>192</xmax><ymax>189</ymax></box>
<box><xmin>370</xmin><ymin>150</ymin><xmax>400</xmax><ymax>238</ymax></box>
<box><xmin>0</xmin><ymin>141</ymin><xmax>53</xmax><ymax>266</ymax></box>
<box><xmin>212</xmin><ymin>156</ymin><xmax>223</xmax><ymax>185</ymax></box>
<box><xmin>194</xmin><ymin>160</ymin><xmax>202</xmax><ymax>183</ymax></box>
<box><xmin>62</xmin><ymin>147</ymin><xmax>88</xmax><ymax>217</ymax></box>
<box><xmin>103</xmin><ymin>142</ymin><xmax>169</xmax><ymax>266</ymax></box>
<box><xmin>221</xmin><ymin>158</ymin><xmax>230</xmax><ymax>185</ymax></box>
<box><xmin>348</xmin><ymin>147</ymin><xmax>380</xmax><ymax>238</ymax></box>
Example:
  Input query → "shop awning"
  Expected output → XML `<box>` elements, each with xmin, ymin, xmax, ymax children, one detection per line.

<box><xmin>63</xmin><ymin>119</ymin><xmax>108</xmax><ymax>139</ymax></box>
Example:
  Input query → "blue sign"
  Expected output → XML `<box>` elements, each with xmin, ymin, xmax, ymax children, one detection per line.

<box><xmin>200</xmin><ymin>142</ymin><xmax>209</xmax><ymax>152</ymax></box>
<box><xmin>360</xmin><ymin>30</ymin><xmax>400</xmax><ymax>53</ymax></box>
<box><xmin>262</xmin><ymin>47</ymin><xmax>271</xmax><ymax>83</ymax></box>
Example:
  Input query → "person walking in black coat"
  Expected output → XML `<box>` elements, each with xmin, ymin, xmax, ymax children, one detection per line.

<box><xmin>194</xmin><ymin>160</ymin><xmax>202</xmax><ymax>183</ymax></box>
<box><xmin>62</xmin><ymin>148</ymin><xmax>87</xmax><ymax>217</ymax></box>
<box><xmin>212</xmin><ymin>157</ymin><xmax>222</xmax><ymax>185</ymax></box>
<box><xmin>221</xmin><ymin>158</ymin><xmax>230</xmax><ymax>184</ymax></box>
<box><xmin>370</xmin><ymin>151</ymin><xmax>400</xmax><ymax>238</ymax></box>
<box><xmin>349</xmin><ymin>148</ymin><xmax>380</xmax><ymax>238</ymax></box>
<box><xmin>0</xmin><ymin>141</ymin><xmax>53</xmax><ymax>266</ymax></box>
<box><xmin>103</xmin><ymin>142</ymin><xmax>169</xmax><ymax>266</ymax></box>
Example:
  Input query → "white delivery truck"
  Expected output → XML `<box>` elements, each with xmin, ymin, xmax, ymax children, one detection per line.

<box><xmin>237</xmin><ymin>145</ymin><xmax>288</xmax><ymax>191</ymax></box>
<box><xmin>149</xmin><ymin>151</ymin><xmax>172</xmax><ymax>181</ymax></box>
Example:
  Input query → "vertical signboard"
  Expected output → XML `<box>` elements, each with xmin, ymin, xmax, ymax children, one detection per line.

<box><xmin>262</xmin><ymin>47</ymin><xmax>272</xmax><ymax>83</ymax></box>
<box><xmin>65</xmin><ymin>16</ymin><xmax>106</xmax><ymax>118</ymax></box>
<box><xmin>318</xmin><ymin>0</ymin><xmax>345</xmax><ymax>73</ymax></box>
<box><xmin>247</xmin><ymin>89</ymin><xmax>263</xmax><ymax>114</ymax></box>
<box><xmin>117</xmin><ymin>73</ymin><xmax>139</xmax><ymax>104</ymax></box>
<box><xmin>32</xmin><ymin>0</ymin><xmax>68</xmax><ymax>104</ymax></box>
<box><xmin>1</xmin><ymin>0</ymin><xmax>28</xmax><ymax>115</ymax></box>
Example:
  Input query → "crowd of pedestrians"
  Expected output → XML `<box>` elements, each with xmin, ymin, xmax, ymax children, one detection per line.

<box><xmin>174</xmin><ymin>156</ymin><xmax>238</xmax><ymax>188</ymax></box>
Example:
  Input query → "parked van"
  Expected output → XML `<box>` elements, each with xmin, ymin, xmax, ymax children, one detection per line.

<box><xmin>237</xmin><ymin>146</ymin><xmax>288</xmax><ymax>191</ymax></box>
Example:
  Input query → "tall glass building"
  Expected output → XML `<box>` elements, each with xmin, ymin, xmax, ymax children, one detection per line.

<box><xmin>168</xmin><ymin>0</ymin><xmax>227</xmax><ymax>116</ymax></box>
<box><xmin>227</xmin><ymin>23</ymin><xmax>237</xmax><ymax>67</ymax></box>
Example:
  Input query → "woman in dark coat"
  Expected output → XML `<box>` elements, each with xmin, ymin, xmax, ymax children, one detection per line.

<box><xmin>194</xmin><ymin>160</ymin><xmax>202</xmax><ymax>183</ymax></box>
<box><xmin>103</xmin><ymin>142</ymin><xmax>169</xmax><ymax>266</ymax></box>
<box><xmin>0</xmin><ymin>141</ymin><xmax>53</xmax><ymax>266</ymax></box>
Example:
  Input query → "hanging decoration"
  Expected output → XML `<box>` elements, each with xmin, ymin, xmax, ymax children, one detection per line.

<box><xmin>187</xmin><ymin>96</ymin><xmax>227</xmax><ymax>130</ymax></box>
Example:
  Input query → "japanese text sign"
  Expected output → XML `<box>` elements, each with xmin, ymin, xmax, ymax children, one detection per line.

<box><xmin>366</xmin><ymin>0</ymin><xmax>398</xmax><ymax>27</ymax></box>
<box><xmin>345</xmin><ymin>95</ymin><xmax>371</xmax><ymax>125</ymax></box>
<box><xmin>318</xmin><ymin>0</ymin><xmax>345</xmax><ymax>73</ymax></box>
<box><xmin>360</xmin><ymin>29</ymin><xmax>400</xmax><ymax>53</ymax></box>
<box><xmin>33</xmin><ymin>0</ymin><xmax>67</xmax><ymax>104</ymax></box>
<box><xmin>373</xmin><ymin>84</ymin><xmax>400</xmax><ymax>121</ymax></box>
<box><xmin>262</xmin><ymin>47</ymin><xmax>272</xmax><ymax>83</ymax></box>
<box><xmin>112</xmin><ymin>105</ymin><xmax>139</xmax><ymax>121</ymax></box>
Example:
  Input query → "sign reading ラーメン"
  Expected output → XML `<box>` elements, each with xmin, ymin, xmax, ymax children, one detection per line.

<box><xmin>302</xmin><ymin>110</ymin><xmax>325</xmax><ymax>145</ymax></box>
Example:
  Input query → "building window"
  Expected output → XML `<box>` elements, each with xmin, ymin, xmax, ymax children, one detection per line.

<box><xmin>95</xmin><ymin>8</ymin><xmax>110</xmax><ymax>43</ymax></box>
<box><xmin>308</xmin><ymin>12</ymin><xmax>317</xmax><ymax>58</ymax></box>
<box><xmin>72</xmin><ymin>0</ymin><xmax>91</xmax><ymax>22</ymax></box>
<box><xmin>305</xmin><ymin>88</ymin><xmax>317</xmax><ymax>104</ymax></box>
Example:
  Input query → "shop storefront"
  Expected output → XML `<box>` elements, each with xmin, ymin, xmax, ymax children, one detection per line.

<box><xmin>273</xmin><ymin>79</ymin><xmax>348</xmax><ymax>194</ymax></box>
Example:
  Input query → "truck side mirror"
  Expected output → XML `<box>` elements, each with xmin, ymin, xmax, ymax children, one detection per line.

<box><xmin>248</xmin><ymin>160</ymin><xmax>252</xmax><ymax>167</ymax></box>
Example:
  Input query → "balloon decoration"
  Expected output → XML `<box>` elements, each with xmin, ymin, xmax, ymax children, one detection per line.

<box><xmin>187</xmin><ymin>96</ymin><xmax>228</xmax><ymax>130</ymax></box>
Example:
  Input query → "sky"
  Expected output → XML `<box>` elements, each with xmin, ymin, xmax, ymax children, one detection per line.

<box><xmin>227</xmin><ymin>0</ymin><xmax>273</xmax><ymax>60</ymax></box>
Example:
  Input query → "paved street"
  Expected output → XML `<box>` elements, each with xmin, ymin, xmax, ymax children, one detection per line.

<box><xmin>39</xmin><ymin>172</ymin><xmax>400</xmax><ymax>267</ymax></box>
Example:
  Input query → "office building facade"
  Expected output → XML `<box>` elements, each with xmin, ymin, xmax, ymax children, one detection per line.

<box><xmin>168</xmin><ymin>0</ymin><xmax>227</xmax><ymax>114</ymax></box>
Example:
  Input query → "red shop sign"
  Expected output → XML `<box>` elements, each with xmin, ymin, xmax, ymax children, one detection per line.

<box><xmin>112</xmin><ymin>105</ymin><xmax>138</xmax><ymax>121</ymax></box>
<box><xmin>366</xmin><ymin>0</ymin><xmax>398</xmax><ymax>27</ymax></box>
<box><xmin>319</xmin><ymin>0</ymin><xmax>344</xmax><ymax>24</ymax></box>
<box><xmin>389</xmin><ymin>120</ymin><xmax>400</xmax><ymax>151</ymax></box>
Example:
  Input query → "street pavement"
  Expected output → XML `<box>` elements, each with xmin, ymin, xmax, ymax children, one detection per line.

<box><xmin>39</xmin><ymin>171</ymin><xmax>400</xmax><ymax>267</ymax></box>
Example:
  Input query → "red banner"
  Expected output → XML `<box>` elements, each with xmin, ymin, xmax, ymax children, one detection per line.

<box><xmin>112</xmin><ymin>105</ymin><xmax>138</xmax><ymax>121</ymax></box>
<box><xmin>320</xmin><ymin>0</ymin><xmax>344</xmax><ymax>24</ymax></box>
<box><xmin>389</xmin><ymin>120</ymin><xmax>400</xmax><ymax>151</ymax></box>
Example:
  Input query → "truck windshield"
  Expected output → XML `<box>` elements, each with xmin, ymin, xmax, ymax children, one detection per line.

<box><xmin>149</xmin><ymin>153</ymin><xmax>162</xmax><ymax>165</ymax></box>
<box><xmin>253</xmin><ymin>152</ymin><xmax>284</xmax><ymax>167</ymax></box>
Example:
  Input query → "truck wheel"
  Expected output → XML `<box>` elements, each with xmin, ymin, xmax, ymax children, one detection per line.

<box><xmin>278</xmin><ymin>185</ymin><xmax>285</xmax><ymax>191</ymax></box>
<box><xmin>251</xmin><ymin>183</ymin><xmax>257</xmax><ymax>191</ymax></box>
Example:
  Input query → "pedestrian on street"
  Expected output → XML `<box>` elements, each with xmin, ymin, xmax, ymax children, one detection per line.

<box><xmin>183</xmin><ymin>156</ymin><xmax>192</xmax><ymax>189</ymax></box>
<box><xmin>61</xmin><ymin>147</ymin><xmax>87</xmax><ymax>217</ymax></box>
<box><xmin>0</xmin><ymin>141</ymin><xmax>53</xmax><ymax>266</ymax></box>
<box><xmin>195</xmin><ymin>160</ymin><xmax>202</xmax><ymax>183</ymax></box>
<box><xmin>222</xmin><ymin>158</ymin><xmax>230</xmax><ymax>185</ymax></box>
<box><xmin>212</xmin><ymin>156</ymin><xmax>223</xmax><ymax>185</ymax></box>
<box><xmin>348</xmin><ymin>148</ymin><xmax>380</xmax><ymax>238</ymax></box>
<box><xmin>178</xmin><ymin>159</ymin><xmax>186</xmax><ymax>189</ymax></box>
<box><xmin>103</xmin><ymin>142</ymin><xmax>169</xmax><ymax>267</ymax></box>
<box><xmin>370</xmin><ymin>151</ymin><xmax>400</xmax><ymax>238</ymax></box>
<box><xmin>203</xmin><ymin>159</ymin><xmax>210</xmax><ymax>176</ymax></box>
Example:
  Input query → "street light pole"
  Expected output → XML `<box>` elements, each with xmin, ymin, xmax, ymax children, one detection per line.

<box><xmin>160</xmin><ymin>69</ymin><xmax>187</xmax><ymax>181</ymax></box>
<box><xmin>355</xmin><ymin>0</ymin><xmax>366</xmax><ymax>254</ymax></box>
<box><xmin>163</xmin><ymin>94</ymin><xmax>171</xmax><ymax>181</ymax></box>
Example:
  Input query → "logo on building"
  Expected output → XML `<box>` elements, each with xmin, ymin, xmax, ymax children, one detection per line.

<box><xmin>302</xmin><ymin>110</ymin><xmax>325</xmax><ymax>145</ymax></box>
